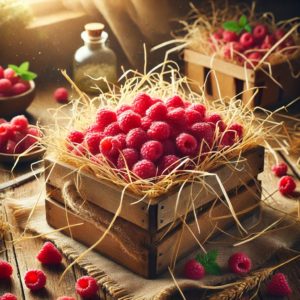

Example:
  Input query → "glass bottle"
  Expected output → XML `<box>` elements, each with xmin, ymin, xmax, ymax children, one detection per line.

<box><xmin>73</xmin><ymin>23</ymin><xmax>117</xmax><ymax>94</ymax></box>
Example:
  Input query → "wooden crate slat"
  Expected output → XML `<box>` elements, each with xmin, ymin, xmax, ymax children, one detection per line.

<box><xmin>184</xmin><ymin>61</ymin><xmax>204</xmax><ymax>94</ymax></box>
<box><xmin>211</xmin><ymin>71</ymin><xmax>237</xmax><ymax>99</ymax></box>
<box><xmin>259</xmin><ymin>77</ymin><xmax>281</xmax><ymax>107</ymax></box>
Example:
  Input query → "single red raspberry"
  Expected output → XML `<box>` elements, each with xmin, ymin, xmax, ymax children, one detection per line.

<box><xmin>0</xmin><ymin>123</ymin><xmax>14</xmax><ymax>141</ymax></box>
<box><xmin>184</xmin><ymin>259</ymin><xmax>205</xmax><ymax>280</ymax></box>
<box><xmin>189</xmin><ymin>103</ymin><xmax>206</xmax><ymax>118</ymax></box>
<box><xmin>103</xmin><ymin>122</ymin><xmax>123</xmax><ymax>136</ymax></box>
<box><xmin>117</xmin><ymin>148</ymin><xmax>140</xmax><ymax>169</ymax></box>
<box><xmin>267</xmin><ymin>273</ymin><xmax>292</xmax><ymax>296</ymax></box>
<box><xmin>223</xmin><ymin>42</ymin><xmax>244</xmax><ymax>60</ymax></box>
<box><xmin>162</xmin><ymin>139</ymin><xmax>176</xmax><ymax>155</ymax></box>
<box><xmin>37</xmin><ymin>242</ymin><xmax>62</xmax><ymax>264</ymax></box>
<box><xmin>0</xmin><ymin>78</ymin><xmax>12</xmax><ymax>93</ymax></box>
<box><xmin>146</xmin><ymin>102</ymin><xmax>168</xmax><ymax>121</ymax></box>
<box><xmin>132</xmin><ymin>159</ymin><xmax>156</xmax><ymax>179</ymax></box>
<box><xmin>95</xmin><ymin>108</ymin><xmax>117</xmax><ymax>131</ymax></box>
<box><xmin>23</xmin><ymin>127</ymin><xmax>40</xmax><ymax>150</ymax></box>
<box><xmin>141</xmin><ymin>116</ymin><xmax>153</xmax><ymax>131</ymax></box>
<box><xmin>272</xmin><ymin>163</ymin><xmax>288</xmax><ymax>176</ymax></box>
<box><xmin>253</xmin><ymin>25</ymin><xmax>268</xmax><ymax>44</ymax></box>
<box><xmin>246</xmin><ymin>52</ymin><xmax>263</xmax><ymax>68</ymax></box>
<box><xmin>158</xmin><ymin>155</ymin><xmax>180</xmax><ymax>175</ymax></box>
<box><xmin>132</xmin><ymin>93</ymin><xmax>153</xmax><ymax>115</ymax></box>
<box><xmin>240</xmin><ymin>33</ymin><xmax>254</xmax><ymax>48</ymax></box>
<box><xmin>54</xmin><ymin>87</ymin><xmax>68</xmax><ymax>102</ymax></box>
<box><xmin>204</xmin><ymin>113</ymin><xmax>225</xmax><ymax>132</ymax></box>
<box><xmin>116</xmin><ymin>103</ymin><xmax>132</xmax><ymax>116</ymax></box>
<box><xmin>57</xmin><ymin>297</ymin><xmax>75</xmax><ymax>300</ymax></box>
<box><xmin>228</xmin><ymin>252</ymin><xmax>251</xmax><ymax>274</ymax></box>
<box><xmin>165</xmin><ymin>95</ymin><xmax>185</xmax><ymax>109</ymax></box>
<box><xmin>11</xmin><ymin>82</ymin><xmax>28</xmax><ymax>95</ymax></box>
<box><xmin>75</xmin><ymin>276</ymin><xmax>98</xmax><ymax>298</ymax></box>
<box><xmin>261</xmin><ymin>35</ymin><xmax>276</xmax><ymax>50</ymax></box>
<box><xmin>176</xmin><ymin>133</ymin><xmax>197</xmax><ymax>155</ymax></box>
<box><xmin>167</xmin><ymin>108</ymin><xmax>188</xmax><ymax>126</ymax></box>
<box><xmin>0</xmin><ymin>260</ymin><xmax>13</xmax><ymax>278</ymax></box>
<box><xmin>118</xmin><ymin>110</ymin><xmax>141</xmax><ymax>132</ymax></box>
<box><xmin>3</xmin><ymin>68</ymin><xmax>15</xmax><ymax>79</ymax></box>
<box><xmin>147</xmin><ymin>122</ymin><xmax>170</xmax><ymax>141</ymax></box>
<box><xmin>151</xmin><ymin>97</ymin><xmax>163</xmax><ymax>104</ymax></box>
<box><xmin>100</xmin><ymin>136</ymin><xmax>123</xmax><ymax>157</ymax></box>
<box><xmin>1</xmin><ymin>294</ymin><xmax>17</xmax><ymax>300</ymax></box>
<box><xmin>85</xmin><ymin>132</ymin><xmax>104</xmax><ymax>155</ymax></box>
<box><xmin>186</xmin><ymin>109</ymin><xmax>203</xmax><ymax>125</ymax></box>
<box><xmin>274</xmin><ymin>29</ymin><xmax>287</xmax><ymax>41</ymax></box>
<box><xmin>141</xmin><ymin>140</ymin><xmax>163</xmax><ymax>162</ymax></box>
<box><xmin>66</xmin><ymin>130</ymin><xmax>84</xmax><ymax>151</ymax></box>
<box><xmin>223</xmin><ymin>30</ymin><xmax>239</xmax><ymax>42</ymax></box>
<box><xmin>10</xmin><ymin>115</ymin><xmax>28</xmax><ymax>131</ymax></box>
<box><xmin>115</xmin><ymin>133</ymin><xmax>127</xmax><ymax>149</ymax></box>
<box><xmin>169</xmin><ymin>124</ymin><xmax>189</xmax><ymax>139</ymax></box>
<box><xmin>227</xmin><ymin>123</ymin><xmax>243</xmax><ymax>140</ymax></box>
<box><xmin>278</xmin><ymin>176</ymin><xmax>296</xmax><ymax>194</ymax></box>
<box><xmin>190</xmin><ymin>123</ymin><xmax>213</xmax><ymax>145</ymax></box>
<box><xmin>24</xmin><ymin>269</ymin><xmax>47</xmax><ymax>290</ymax></box>
<box><xmin>184</xmin><ymin>101</ymin><xmax>192</xmax><ymax>108</ymax></box>
<box><xmin>83</xmin><ymin>124</ymin><xmax>102</xmax><ymax>136</ymax></box>
<box><xmin>126</xmin><ymin>128</ymin><xmax>148</xmax><ymax>150</ymax></box>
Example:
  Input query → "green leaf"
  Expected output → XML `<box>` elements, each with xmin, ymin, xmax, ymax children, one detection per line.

<box><xmin>20</xmin><ymin>73</ymin><xmax>33</xmax><ymax>81</ymax></box>
<box><xmin>244</xmin><ymin>24</ymin><xmax>252</xmax><ymax>33</ymax></box>
<box><xmin>19</xmin><ymin>61</ymin><xmax>29</xmax><ymax>73</ymax></box>
<box><xmin>22</xmin><ymin>71</ymin><xmax>37</xmax><ymax>80</ymax></box>
<box><xmin>8</xmin><ymin>64</ymin><xmax>19</xmax><ymax>73</ymax></box>
<box><xmin>239</xmin><ymin>15</ymin><xmax>247</xmax><ymax>27</ymax></box>
<box><xmin>204</xmin><ymin>262</ymin><xmax>222</xmax><ymax>276</ymax></box>
<box><xmin>195</xmin><ymin>250</ymin><xmax>221</xmax><ymax>276</ymax></box>
<box><xmin>206</xmin><ymin>249</ymin><xmax>218</xmax><ymax>262</ymax></box>
<box><xmin>222</xmin><ymin>20</ymin><xmax>241</xmax><ymax>32</ymax></box>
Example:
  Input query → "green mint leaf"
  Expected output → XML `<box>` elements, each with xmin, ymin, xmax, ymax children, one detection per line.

<box><xmin>206</xmin><ymin>249</ymin><xmax>218</xmax><ymax>262</ymax></box>
<box><xmin>195</xmin><ymin>253</ymin><xmax>207</xmax><ymax>266</ymax></box>
<box><xmin>204</xmin><ymin>262</ymin><xmax>222</xmax><ymax>276</ymax></box>
<box><xmin>20</xmin><ymin>73</ymin><xmax>34</xmax><ymax>81</ymax></box>
<box><xmin>239</xmin><ymin>15</ymin><xmax>247</xmax><ymax>27</ymax></box>
<box><xmin>222</xmin><ymin>20</ymin><xmax>241</xmax><ymax>32</ymax></box>
<box><xmin>8</xmin><ymin>64</ymin><xmax>19</xmax><ymax>73</ymax></box>
<box><xmin>23</xmin><ymin>71</ymin><xmax>37</xmax><ymax>80</ymax></box>
<box><xmin>19</xmin><ymin>61</ymin><xmax>29</xmax><ymax>73</ymax></box>
<box><xmin>244</xmin><ymin>24</ymin><xmax>252</xmax><ymax>33</ymax></box>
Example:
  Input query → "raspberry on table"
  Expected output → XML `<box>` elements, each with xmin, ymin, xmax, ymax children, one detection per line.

<box><xmin>141</xmin><ymin>116</ymin><xmax>153</xmax><ymax>131</ymax></box>
<box><xmin>165</xmin><ymin>94</ymin><xmax>185</xmax><ymax>109</ymax></box>
<box><xmin>75</xmin><ymin>276</ymin><xmax>98</xmax><ymax>298</ymax></box>
<box><xmin>66</xmin><ymin>130</ymin><xmax>84</xmax><ymax>151</ymax></box>
<box><xmin>271</xmin><ymin>162</ymin><xmax>288</xmax><ymax>176</ymax></box>
<box><xmin>267</xmin><ymin>273</ymin><xmax>292</xmax><ymax>296</ymax></box>
<box><xmin>141</xmin><ymin>140</ymin><xmax>163</xmax><ymax>162</ymax></box>
<box><xmin>185</xmin><ymin>109</ymin><xmax>203</xmax><ymax>125</ymax></box>
<box><xmin>228</xmin><ymin>123</ymin><xmax>243</xmax><ymax>140</ymax></box>
<box><xmin>71</xmin><ymin>144</ymin><xmax>87</xmax><ymax>157</ymax></box>
<box><xmin>104</xmin><ymin>122</ymin><xmax>123</xmax><ymax>136</ymax></box>
<box><xmin>190</xmin><ymin>103</ymin><xmax>207</xmax><ymax>118</ymax></box>
<box><xmin>116</xmin><ymin>103</ymin><xmax>132</xmax><ymax>116</ymax></box>
<box><xmin>0</xmin><ymin>123</ymin><xmax>14</xmax><ymax>141</ymax></box>
<box><xmin>0</xmin><ymin>79</ymin><xmax>12</xmax><ymax>93</ymax></box>
<box><xmin>126</xmin><ymin>128</ymin><xmax>148</xmax><ymax>150</ymax></box>
<box><xmin>167</xmin><ymin>108</ymin><xmax>188</xmax><ymax>126</ymax></box>
<box><xmin>115</xmin><ymin>133</ymin><xmax>127</xmax><ymax>149</ymax></box>
<box><xmin>1</xmin><ymin>293</ymin><xmax>17</xmax><ymax>300</ymax></box>
<box><xmin>100</xmin><ymin>136</ymin><xmax>123</xmax><ymax>158</ymax></box>
<box><xmin>146</xmin><ymin>102</ymin><xmax>168</xmax><ymax>121</ymax></box>
<box><xmin>95</xmin><ymin>108</ymin><xmax>117</xmax><ymax>131</ymax></box>
<box><xmin>85</xmin><ymin>132</ymin><xmax>105</xmax><ymax>155</ymax></box>
<box><xmin>169</xmin><ymin>124</ymin><xmax>189</xmax><ymax>140</ymax></box>
<box><xmin>176</xmin><ymin>133</ymin><xmax>197</xmax><ymax>155</ymax></box>
<box><xmin>57</xmin><ymin>297</ymin><xmax>75</xmax><ymax>300</ymax></box>
<box><xmin>228</xmin><ymin>252</ymin><xmax>251</xmax><ymax>274</ymax></box>
<box><xmin>191</xmin><ymin>123</ymin><xmax>213</xmax><ymax>146</ymax></box>
<box><xmin>10</xmin><ymin>115</ymin><xmax>28</xmax><ymax>131</ymax></box>
<box><xmin>162</xmin><ymin>139</ymin><xmax>176</xmax><ymax>155</ymax></box>
<box><xmin>132</xmin><ymin>93</ymin><xmax>153</xmax><ymax>115</ymax></box>
<box><xmin>204</xmin><ymin>113</ymin><xmax>225</xmax><ymax>132</ymax></box>
<box><xmin>24</xmin><ymin>269</ymin><xmax>47</xmax><ymax>290</ymax></box>
<box><xmin>11</xmin><ymin>82</ymin><xmax>28</xmax><ymax>96</ymax></box>
<box><xmin>117</xmin><ymin>148</ymin><xmax>140</xmax><ymax>170</ymax></box>
<box><xmin>147</xmin><ymin>122</ymin><xmax>170</xmax><ymax>141</ymax></box>
<box><xmin>83</xmin><ymin>124</ymin><xmax>102</xmax><ymax>136</ymax></box>
<box><xmin>0</xmin><ymin>260</ymin><xmax>13</xmax><ymax>278</ymax></box>
<box><xmin>118</xmin><ymin>110</ymin><xmax>141</xmax><ymax>132</ymax></box>
<box><xmin>132</xmin><ymin>159</ymin><xmax>156</xmax><ymax>179</ymax></box>
<box><xmin>54</xmin><ymin>87</ymin><xmax>68</xmax><ymax>102</ymax></box>
<box><xmin>278</xmin><ymin>176</ymin><xmax>296</xmax><ymax>195</ymax></box>
<box><xmin>184</xmin><ymin>259</ymin><xmax>205</xmax><ymax>280</ymax></box>
<box><xmin>158</xmin><ymin>155</ymin><xmax>180</xmax><ymax>175</ymax></box>
<box><xmin>37</xmin><ymin>242</ymin><xmax>62</xmax><ymax>264</ymax></box>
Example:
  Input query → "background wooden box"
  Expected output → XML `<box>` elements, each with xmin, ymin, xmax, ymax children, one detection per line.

<box><xmin>184</xmin><ymin>49</ymin><xmax>300</xmax><ymax>109</ymax></box>
<box><xmin>45</xmin><ymin>146</ymin><xmax>264</xmax><ymax>278</ymax></box>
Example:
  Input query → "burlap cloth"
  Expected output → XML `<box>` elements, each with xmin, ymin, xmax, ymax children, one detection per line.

<box><xmin>8</xmin><ymin>187</ymin><xmax>300</xmax><ymax>300</ymax></box>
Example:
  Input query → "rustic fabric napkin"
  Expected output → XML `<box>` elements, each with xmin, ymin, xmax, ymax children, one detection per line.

<box><xmin>8</xmin><ymin>195</ymin><xmax>300</xmax><ymax>300</ymax></box>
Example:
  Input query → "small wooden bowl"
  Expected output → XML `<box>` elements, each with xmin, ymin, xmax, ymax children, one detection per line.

<box><xmin>0</xmin><ymin>81</ymin><xmax>36</xmax><ymax>117</ymax></box>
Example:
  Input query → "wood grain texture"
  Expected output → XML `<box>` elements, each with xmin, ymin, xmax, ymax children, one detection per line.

<box><xmin>184</xmin><ymin>61</ymin><xmax>204</xmax><ymax>94</ymax></box>
<box><xmin>210</xmin><ymin>71</ymin><xmax>236</xmax><ymax>99</ymax></box>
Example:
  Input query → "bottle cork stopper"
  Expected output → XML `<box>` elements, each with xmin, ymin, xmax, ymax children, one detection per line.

<box><xmin>85</xmin><ymin>23</ymin><xmax>105</xmax><ymax>37</ymax></box>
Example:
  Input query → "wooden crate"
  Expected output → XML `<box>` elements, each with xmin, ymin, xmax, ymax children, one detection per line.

<box><xmin>184</xmin><ymin>49</ymin><xmax>300</xmax><ymax>108</ymax></box>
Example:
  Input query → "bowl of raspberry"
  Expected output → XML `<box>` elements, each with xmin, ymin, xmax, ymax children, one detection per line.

<box><xmin>0</xmin><ymin>115</ymin><xmax>46</xmax><ymax>164</ymax></box>
<box><xmin>0</xmin><ymin>62</ymin><xmax>37</xmax><ymax>117</ymax></box>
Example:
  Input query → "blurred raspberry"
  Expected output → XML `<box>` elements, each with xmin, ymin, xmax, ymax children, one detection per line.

<box><xmin>37</xmin><ymin>242</ymin><xmax>62</xmax><ymax>264</ymax></box>
<box><xmin>204</xmin><ymin>113</ymin><xmax>225</xmax><ymax>132</ymax></box>
<box><xmin>141</xmin><ymin>116</ymin><xmax>153</xmax><ymax>131</ymax></box>
<box><xmin>169</xmin><ymin>124</ymin><xmax>189</xmax><ymax>139</ymax></box>
<box><xmin>1</xmin><ymin>293</ymin><xmax>17</xmax><ymax>300</ymax></box>
<box><xmin>218</xmin><ymin>132</ymin><xmax>232</xmax><ymax>148</ymax></box>
<box><xmin>189</xmin><ymin>103</ymin><xmax>207</xmax><ymax>118</ymax></box>
<box><xmin>176</xmin><ymin>133</ymin><xmax>197</xmax><ymax>155</ymax></box>
<box><xmin>126</xmin><ymin>128</ymin><xmax>148</xmax><ymax>150</ymax></box>
<box><xmin>0</xmin><ymin>78</ymin><xmax>12</xmax><ymax>93</ymax></box>
<box><xmin>23</xmin><ymin>127</ymin><xmax>40</xmax><ymax>150</ymax></box>
<box><xmin>191</xmin><ymin>123</ymin><xmax>213</xmax><ymax>146</ymax></box>
<box><xmin>6</xmin><ymin>140</ymin><xmax>21</xmax><ymax>154</ymax></box>
<box><xmin>158</xmin><ymin>155</ymin><xmax>180</xmax><ymax>175</ymax></box>
<box><xmin>278</xmin><ymin>176</ymin><xmax>296</xmax><ymax>195</ymax></box>
<box><xmin>85</xmin><ymin>132</ymin><xmax>104</xmax><ymax>155</ymax></box>
<box><xmin>66</xmin><ymin>130</ymin><xmax>84</xmax><ymax>151</ymax></box>
<box><xmin>54</xmin><ymin>87</ymin><xmax>68</xmax><ymax>102</ymax></box>
<box><xmin>0</xmin><ymin>123</ymin><xmax>14</xmax><ymax>141</ymax></box>
<box><xmin>0</xmin><ymin>118</ymin><xmax>7</xmax><ymax>125</ymax></box>
<box><xmin>10</xmin><ymin>115</ymin><xmax>28</xmax><ymax>131</ymax></box>
<box><xmin>83</xmin><ymin>124</ymin><xmax>102</xmax><ymax>136</ymax></box>
<box><xmin>146</xmin><ymin>102</ymin><xmax>168</xmax><ymax>121</ymax></box>
<box><xmin>165</xmin><ymin>95</ymin><xmax>185</xmax><ymax>109</ymax></box>
<box><xmin>132</xmin><ymin>159</ymin><xmax>156</xmax><ymax>179</ymax></box>
<box><xmin>91</xmin><ymin>153</ymin><xmax>117</xmax><ymax>168</ymax></box>
<box><xmin>117</xmin><ymin>148</ymin><xmax>140</xmax><ymax>169</ymax></box>
<box><xmin>162</xmin><ymin>139</ymin><xmax>176</xmax><ymax>155</ymax></box>
<box><xmin>132</xmin><ymin>93</ymin><xmax>153</xmax><ymax>115</ymax></box>
<box><xmin>267</xmin><ymin>273</ymin><xmax>292</xmax><ymax>296</ymax></box>
<box><xmin>71</xmin><ymin>144</ymin><xmax>87</xmax><ymax>157</ymax></box>
<box><xmin>104</xmin><ymin>122</ymin><xmax>123</xmax><ymax>136</ymax></box>
<box><xmin>151</xmin><ymin>97</ymin><xmax>163</xmax><ymax>104</ymax></box>
<box><xmin>116</xmin><ymin>103</ymin><xmax>132</xmax><ymax>116</ymax></box>
<box><xmin>184</xmin><ymin>259</ymin><xmax>205</xmax><ymax>280</ymax></box>
<box><xmin>118</xmin><ymin>110</ymin><xmax>141</xmax><ymax>132</ymax></box>
<box><xmin>185</xmin><ymin>109</ymin><xmax>203</xmax><ymax>125</ymax></box>
<box><xmin>0</xmin><ymin>260</ymin><xmax>13</xmax><ymax>278</ymax></box>
<box><xmin>11</xmin><ymin>83</ymin><xmax>28</xmax><ymax>95</ymax></box>
<box><xmin>227</xmin><ymin>123</ymin><xmax>243</xmax><ymax>140</ymax></box>
<box><xmin>184</xmin><ymin>101</ymin><xmax>192</xmax><ymax>108</ymax></box>
<box><xmin>3</xmin><ymin>68</ymin><xmax>15</xmax><ymax>79</ymax></box>
<box><xmin>147</xmin><ymin>122</ymin><xmax>170</xmax><ymax>141</ymax></box>
<box><xmin>100</xmin><ymin>136</ymin><xmax>123</xmax><ymax>157</ymax></box>
<box><xmin>141</xmin><ymin>140</ymin><xmax>163</xmax><ymax>162</ymax></box>
<box><xmin>167</xmin><ymin>108</ymin><xmax>188</xmax><ymax>126</ymax></box>
<box><xmin>115</xmin><ymin>133</ymin><xmax>127</xmax><ymax>149</ymax></box>
<box><xmin>95</xmin><ymin>108</ymin><xmax>117</xmax><ymax>131</ymax></box>
<box><xmin>271</xmin><ymin>162</ymin><xmax>288</xmax><ymax>176</ymax></box>
<box><xmin>0</xmin><ymin>66</ymin><xmax>3</xmax><ymax>78</ymax></box>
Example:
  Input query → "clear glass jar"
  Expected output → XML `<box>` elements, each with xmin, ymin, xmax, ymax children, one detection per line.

<box><xmin>73</xmin><ymin>24</ymin><xmax>117</xmax><ymax>94</ymax></box>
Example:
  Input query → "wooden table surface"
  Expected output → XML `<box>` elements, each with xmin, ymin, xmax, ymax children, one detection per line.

<box><xmin>0</xmin><ymin>82</ymin><xmax>300</xmax><ymax>300</ymax></box>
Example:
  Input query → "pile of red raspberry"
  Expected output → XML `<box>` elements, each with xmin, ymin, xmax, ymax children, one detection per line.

<box><xmin>0</xmin><ymin>67</ymin><xmax>31</xmax><ymax>97</ymax></box>
<box><xmin>0</xmin><ymin>115</ymin><xmax>40</xmax><ymax>154</ymax></box>
<box><xmin>66</xmin><ymin>93</ymin><xmax>243</xmax><ymax>179</ymax></box>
